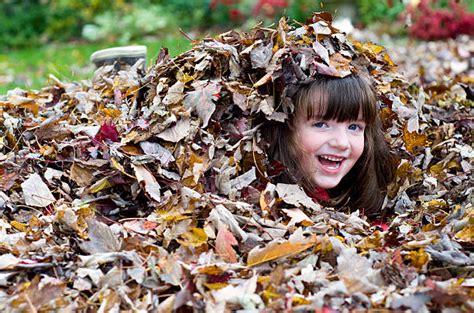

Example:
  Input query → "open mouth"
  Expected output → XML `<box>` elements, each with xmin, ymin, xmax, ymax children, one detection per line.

<box><xmin>317</xmin><ymin>155</ymin><xmax>344</xmax><ymax>170</ymax></box>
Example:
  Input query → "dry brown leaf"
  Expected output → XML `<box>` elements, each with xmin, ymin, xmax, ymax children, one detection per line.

<box><xmin>247</xmin><ymin>235</ymin><xmax>317</xmax><ymax>267</ymax></box>
<box><xmin>132</xmin><ymin>164</ymin><xmax>161</xmax><ymax>202</ymax></box>
<box><xmin>403</xmin><ymin>124</ymin><xmax>428</xmax><ymax>153</ymax></box>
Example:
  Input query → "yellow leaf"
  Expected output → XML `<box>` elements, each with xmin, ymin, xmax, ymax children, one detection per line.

<box><xmin>396</xmin><ymin>161</ymin><xmax>412</xmax><ymax>177</ymax></box>
<box><xmin>402</xmin><ymin>124</ymin><xmax>428</xmax><ymax>153</ymax></box>
<box><xmin>177</xmin><ymin>228</ymin><xmax>208</xmax><ymax>247</ymax></box>
<box><xmin>20</xmin><ymin>102</ymin><xmax>40</xmax><ymax>116</ymax></box>
<box><xmin>292</xmin><ymin>296</ymin><xmax>311</xmax><ymax>305</ymax></box>
<box><xmin>197</xmin><ymin>265</ymin><xmax>225</xmax><ymax>275</ymax></box>
<box><xmin>263</xmin><ymin>289</ymin><xmax>281</xmax><ymax>301</ymax></box>
<box><xmin>377</xmin><ymin>83</ymin><xmax>391</xmax><ymax>93</ymax></box>
<box><xmin>156</xmin><ymin>210</ymin><xmax>190</xmax><ymax>222</ymax></box>
<box><xmin>354</xmin><ymin>41</ymin><xmax>386</xmax><ymax>61</ymax></box>
<box><xmin>364</xmin><ymin>42</ymin><xmax>385</xmax><ymax>54</ymax></box>
<box><xmin>247</xmin><ymin>235</ymin><xmax>317</xmax><ymax>267</ymax></box>
<box><xmin>11</xmin><ymin>221</ymin><xmax>29</xmax><ymax>232</ymax></box>
<box><xmin>39</xmin><ymin>145</ymin><xmax>56</xmax><ymax>157</ymax></box>
<box><xmin>426</xmin><ymin>199</ymin><xmax>448</xmax><ymax>211</ymax></box>
<box><xmin>406</xmin><ymin>249</ymin><xmax>429</xmax><ymax>268</ymax></box>
<box><xmin>88</xmin><ymin>177</ymin><xmax>113</xmax><ymax>193</ymax></box>
<box><xmin>383</xmin><ymin>52</ymin><xmax>395</xmax><ymax>66</ymax></box>
<box><xmin>123</xmin><ymin>130</ymin><xmax>139</xmax><ymax>144</ymax></box>
<box><xmin>447</xmin><ymin>159</ymin><xmax>461</xmax><ymax>171</ymax></box>
<box><xmin>429</xmin><ymin>163</ymin><xmax>446</xmax><ymax>179</ymax></box>
<box><xmin>357</xmin><ymin>231</ymin><xmax>383</xmax><ymax>250</ymax></box>
<box><xmin>301</xmin><ymin>35</ymin><xmax>313</xmax><ymax>44</ymax></box>
<box><xmin>203</xmin><ymin>282</ymin><xmax>228</xmax><ymax>290</ymax></box>
<box><xmin>100</xmin><ymin>108</ymin><xmax>121</xmax><ymax>118</ymax></box>
<box><xmin>178</xmin><ymin>72</ymin><xmax>195</xmax><ymax>83</ymax></box>
<box><xmin>314</xmin><ymin>235</ymin><xmax>333</xmax><ymax>254</ymax></box>
<box><xmin>258</xmin><ymin>276</ymin><xmax>270</xmax><ymax>284</ymax></box>
<box><xmin>454</xmin><ymin>225</ymin><xmax>473</xmax><ymax>243</ymax></box>
<box><xmin>111</xmin><ymin>157</ymin><xmax>134</xmax><ymax>178</ymax></box>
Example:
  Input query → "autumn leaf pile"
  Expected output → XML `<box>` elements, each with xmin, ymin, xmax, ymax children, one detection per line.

<box><xmin>0</xmin><ymin>13</ymin><xmax>472</xmax><ymax>312</ymax></box>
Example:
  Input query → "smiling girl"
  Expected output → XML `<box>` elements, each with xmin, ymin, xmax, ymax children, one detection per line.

<box><xmin>264</xmin><ymin>74</ymin><xmax>396</xmax><ymax>215</ymax></box>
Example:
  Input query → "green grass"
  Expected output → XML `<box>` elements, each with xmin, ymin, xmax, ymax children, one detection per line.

<box><xmin>0</xmin><ymin>37</ymin><xmax>192</xmax><ymax>95</ymax></box>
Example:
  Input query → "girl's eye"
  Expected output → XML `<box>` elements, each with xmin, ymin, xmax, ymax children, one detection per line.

<box><xmin>348</xmin><ymin>123</ymin><xmax>364</xmax><ymax>131</ymax></box>
<box><xmin>312</xmin><ymin>121</ymin><xmax>327</xmax><ymax>128</ymax></box>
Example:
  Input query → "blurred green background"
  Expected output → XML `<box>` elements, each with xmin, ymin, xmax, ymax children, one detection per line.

<box><xmin>1</xmin><ymin>0</ymin><xmax>472</xmax><ymax>94</ymax></box>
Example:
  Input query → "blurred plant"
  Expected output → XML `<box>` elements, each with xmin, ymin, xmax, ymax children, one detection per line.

<box><xmin>404</xmin><ymin>0</ymin><xmax>474</xmax><ymax>40</ymax></box>
<box><xmin>46</xmin><ymin>0</ymin><xmax>127</xmax><ymax>41</ymax></box>
<box><xmin>208</xmin><ymin>0</ymin><xmax>290</xmax><ymax>27</ymax></box>
<box><xmin>287</xmin><ymin>0</ymin><xmax>322</xmax><ymax>22</ymax></box>
<box><xmin>159</xmin><ymin>0</ymin><xmax>211</xmax><ymax>30</ymax></box>
<box><xmin>0</xmin><ymin>0</ymin><xmax>49</xmax><ymax>48</ymax></box>
<box><xmin>82</xmin><ymin>2</ymin><xmax>176</xmax><ymax>44</ymax></box>
<box><xmin>357</xmin><ymin>0</ymin><xmax>406</xmax><ymax>25</ymax></box>
<box><xmin>0</xmin><ymin>0</ymin><xmax>125</xmax><ymax>49</ymax></box>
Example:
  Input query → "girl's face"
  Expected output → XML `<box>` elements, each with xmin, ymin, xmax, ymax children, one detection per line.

<box><xmin>292</xmin><ymin>111</ymin><xmax>365</xmax><ymax>190</ymax></box>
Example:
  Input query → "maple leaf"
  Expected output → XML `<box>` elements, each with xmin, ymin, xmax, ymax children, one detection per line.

<box><xmin>183</xmin><ymin>80</ymin><xmax>221</xmax><ymax>127</ymax></box>
<box><xmin>94</xmin><ymin>120</ymin><xmax>119</xmax><ymax>142</ymax></box>
<box><xmin>402</xmin><ymin>123</ymin><xmax>428</xmax><ymax>153</ymax></box>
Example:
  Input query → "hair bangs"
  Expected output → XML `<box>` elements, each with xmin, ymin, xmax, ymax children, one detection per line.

<box><xmin>297</xmin><ymin>75</ymin><xmax>377</xmax><ymax>124</ymax></box>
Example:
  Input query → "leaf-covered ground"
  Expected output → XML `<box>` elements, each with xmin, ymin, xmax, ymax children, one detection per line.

<box><xmin>0</xmin><ymin>13</ymin><xmax>472</xmax><ymax>312</ymax></box>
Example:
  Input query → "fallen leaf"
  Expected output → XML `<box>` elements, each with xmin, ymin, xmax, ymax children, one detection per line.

<box><xmin>157</xmin><ymin>118</ymin><xmax>191</xmax><ymax>142</ymax></box>
<box><xmin>403</xmin><ymin>124</ymin><xmax>428</xmax><ymax>153</ymax></box>
<box><xmin>183</xmin><ymin>81</ymin><xmax>221</xmax><ymax>127</ymax></box>
<box><xmin>247</xmin><ymin>236</ymin><xmax>317</xmax><ymax>267</ymax></box>
<box><xmin>132</xmin><ymin>164</ymin><xmax>161</xmax><ymax>202</ymax></box>
<box><xmin>80</xmin><ymin>219</ymin><xmax>121</xmax><ymax>254</ymax></box>
<box><xmin>0</xmin><ymin>254</ymin><xmax>20</xmax><ymax>270</ymax></box>
<box><xmin>87</xmin><ymin>177</ymin><xmax>113</xmax><ymax>194</ymax></box>
<box><xmin>177</xmin><ymin>227</ymin><xmax>208</xmax><ymax>247</ymax></box>
<box><xmin>282</xmin><ymin>208</ymin><xmax>314</xmax><ymax>227</ymax></box>
<box><xmin>94</xmin><ymin>120</ymin><xmax>119</xmax><ymax>142</ymax></box>
<box><xmin>215</xmin><ymin>226</ymin><xmax>238</xmax><ymax>263</ymax></box>
<box><xmin>21</xmin><ymin>173</ymin><xmax>56</xmax><ymax>207</ymax></box>
<box><xmin>275</xmin><ymin>183</ymin><xmax>320</xmax><ymax>210</ymax></box>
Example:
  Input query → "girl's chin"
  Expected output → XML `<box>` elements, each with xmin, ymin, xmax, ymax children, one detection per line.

<box><xmin>311</xmin><ymin>176</ymin><xmax>342</xmax><ymax>190</ymax></box>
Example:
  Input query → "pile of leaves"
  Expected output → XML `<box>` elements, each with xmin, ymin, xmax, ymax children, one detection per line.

<box><xmin>0</xmin><ymin>12</ymin><xmax>472</xmax><ymax>312</ymax></box>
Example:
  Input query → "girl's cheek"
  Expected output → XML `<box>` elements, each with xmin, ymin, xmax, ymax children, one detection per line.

<box><xmin>355</xmin><ymin>137</ymin><xmax>365</xmax><ymax>158</ymax></box>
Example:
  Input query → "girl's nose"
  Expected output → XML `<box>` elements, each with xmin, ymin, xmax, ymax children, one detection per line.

<box><xmin>329</xmin><ymin>128</ymin><xmax>350</xmax><ymax>149</ymax></box>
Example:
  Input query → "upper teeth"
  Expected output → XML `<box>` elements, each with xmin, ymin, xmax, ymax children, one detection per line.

<box><xmin>320</xmin><ymin>155</ymin><xmax>344</xmax><ymax>162</ymax></box>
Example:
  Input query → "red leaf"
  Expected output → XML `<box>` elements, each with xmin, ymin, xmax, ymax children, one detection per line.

<box><xmin>372</xmin><ymin>219</ymin><xmax>389</xmax><ymax>232</ymax></box>
<box><xmin>310</xmin><ymin>187</ymin><xmax>330</xmax><ymax>202</ymax></box>
<box><xmin>215</xmin><ymin>226</ymin><xmax>238</xmax><ymax>263</ymax></box>
<box><xmin>95</xmin><ymin>120</ymin><xmax>120</xmax><ymax>142</ymax></box>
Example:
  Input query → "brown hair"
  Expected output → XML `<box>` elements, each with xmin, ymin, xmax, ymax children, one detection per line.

<box><xmin>263</xmin><ymin>74</ymin><xmax>395</xmax><ymax>215</ymax></box>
